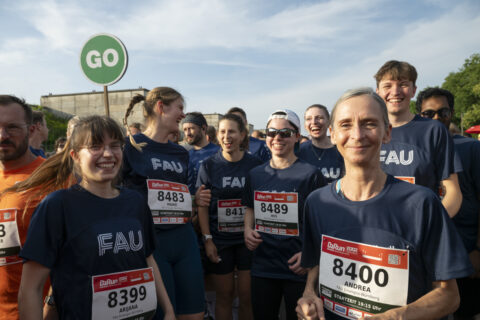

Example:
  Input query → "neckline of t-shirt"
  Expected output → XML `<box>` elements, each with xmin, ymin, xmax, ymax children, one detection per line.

<box><xmin>219</xmin><ymin>150</ymin><xmax>246</xmax><ymax>164</ymax></box>
<box><xmin>331</xmin><ymin>175</ymin><xmax>393</xmax><ymax>206</ymax></box>
<box><xmin>72</xmin><ymin>184</ymin><xmax>123</xmax><ymax>201</ymax></box>
<box><xmin>268</xmin><ymin>158</ymin><xmax>300</xmax><ymax>171</ymax></box>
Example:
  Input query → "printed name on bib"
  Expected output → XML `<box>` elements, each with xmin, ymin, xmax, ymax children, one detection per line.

<box><xmin>253</xmin><ymin>191</ymin><xmax>299</xmax><ymax>236</ymax></box>
<box><xmin>92</xmin><ymin>267</ymin><xmax>157</xmax><ymax>320</ymax></box>
<box><xmin>217</xmin><ymin>199</ymin><xmax>245</xmax><ymax>232</ymax></box>
<box><xmin>147</xmin><ymin>179</ymin><xmax>192</xmax><ymax>224</ymax></box>
<box><xmin>319</xmin><ymin>235</ymin><xmax>409</xmax><ymax>319</ymax></box>
<box><xmin>0</xmin><ymin>209</ymin><xmax>22</xmax><ymax>266</ymax></box>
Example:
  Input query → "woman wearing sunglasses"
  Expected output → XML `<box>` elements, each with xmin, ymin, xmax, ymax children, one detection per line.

<box><xmin>243</xmin><ymin>109</ymin><xmax>326</xmax><ymax>320</ymax></box>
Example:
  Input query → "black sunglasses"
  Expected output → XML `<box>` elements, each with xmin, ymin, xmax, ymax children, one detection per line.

<box><xmin>420</xmin><ymin>108</ymin><xmax>451</xmax><ymax>119</ymax></box>
<box><xmin>266</xmin><ymin>128</ymin><xmax>297</xmax><ymax>138</ymax></box>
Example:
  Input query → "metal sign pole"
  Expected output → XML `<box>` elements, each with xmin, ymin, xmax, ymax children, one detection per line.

<box><xmin>103</xmin><ymin>85</ymin><xmax>110</xmax><ymax>117</ymax></box>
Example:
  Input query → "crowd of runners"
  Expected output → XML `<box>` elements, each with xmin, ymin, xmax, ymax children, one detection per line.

<box><xmin>0</xmin><ymin>59</ymin><xmax>479</xmax><ymax>320</ymax></box>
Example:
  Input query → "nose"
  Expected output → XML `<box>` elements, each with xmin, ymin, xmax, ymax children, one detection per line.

<box><xmin>350</xmin><ymin>123</ymin><xmax>364</xmax><ymax>140</ymax></box>
<box><xmin>0</xmin><ymin>127</ymin><xmax>10</xmax><ymax>139</ymax></box>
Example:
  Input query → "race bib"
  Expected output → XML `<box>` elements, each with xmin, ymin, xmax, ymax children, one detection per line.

<box><xmin>253</xmin><ymin>191</ymin><xmax>298</xmax><ymax>236</ymax></box>
<box><xmin>217</xmin><ymin>199</ymin><xmax>246</xmax><ymax>232</ymax></box>
<box><xmin>92</xmin><ymin>267</ymin><xmax>157</xmax><ymax>320</ymax></box>
<box><xmin>0</xmin><ymin>209</ymin><xmax>22</xmax><ymax>266</ymax></box>
<box><xmin>147</xmin><ymin>179</ymin><xmax>192</xmax><ymax>224</ymax></box>
<box><xmin>394</xmin><ymin>176</ymin><xmax>415</xmax><ymax>184</ymax></box>
<box><xmin>319</xmin><ymin>235</ymin><xmax>409</xmax><ymax>319</ymax></box>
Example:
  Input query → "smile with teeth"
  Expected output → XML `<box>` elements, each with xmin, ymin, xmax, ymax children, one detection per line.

<box><xmin>97</xmin><ymin>162</ymin><xmax>115</xmax><ymax>168</ymax></box>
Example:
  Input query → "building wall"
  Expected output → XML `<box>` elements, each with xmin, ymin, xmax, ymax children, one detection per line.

<box><xmin>40</xmin><ymin>88</ymin><xmax>149</xmax><ymax>127</ymax></box>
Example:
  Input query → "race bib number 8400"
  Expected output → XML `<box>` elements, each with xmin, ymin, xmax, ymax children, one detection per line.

<box><xmin>319</xmin><ymin>235</ymin><xmax>409</xmax><ymax>319</ymax></box>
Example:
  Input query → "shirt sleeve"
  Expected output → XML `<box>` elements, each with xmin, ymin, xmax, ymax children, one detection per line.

<box><xmin>301</xmin><ymin>195</ymin><xmax>321</xmax><ymax>268</ymax></box>
<box><xmin>242</xmin><ymin>172</ymin><xmax>254</xmax><ymax>208</ymax></box>
<box><xmin>142</xmin><ymin>203</ymin><xmax>156</xmax><ymax>257</ymax></box>
<box><xmin>434</xmin><ymin>125</ymin><xmax>456</xmax><ymax>182</ymax></box>
<box><xmin>420</xmin><ymin>193</ymin><xmax>474</xmax><ymax>280</ymax></box>
<box><xmin>196</xmin><ymin>161</ymin><xmax>210</xmax><ymax>191</ymax></box>
<box><xmin>19</xmin><ymin>193</ymin><xmax>65</xmax><ymax>269</ymax></box>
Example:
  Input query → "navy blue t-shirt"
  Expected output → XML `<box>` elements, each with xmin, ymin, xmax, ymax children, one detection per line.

<box><xmin>296</xmin><ymin>141</ymin><xmax>344</xmax><ymax>183</ymax></box>
<box><xmin>123</xmin><ymin>134</ymin><xmax>190</xmax><ymax>230</ymax></box>
<box><xmin>188</xmin><ymin>142</ymin><xmax>220</xmax><ymax>193</ymax></box>
<box><xmin>380</xmin><ymin>115</ymin><xmax>455</xmax><ymax>192</ymax></box>
<box><xmin>452</xmin><ymin>135</ymin><xmax>480</xmax><ymax>252</ymax></box>
<box><xmin>243</xmin><ymin>159</ymin><xmax>326</xmax><ymax>281</ymax></box>
<box><xmin>248</xmin><ymin>136</ymin><xmax>271</xmax><ymax>163</ymax></box>
<box><xmin>302</xmin><ymin>176</ymin><xmax>473</xmax><ymax>319</ymax></box>
<box><xmin>20</xmin><ymin>185</ymin><xmax>156</xmax><ymax>319</ymax></box>
<box><xmin>197</xmin><ymin>151</ymin><xmax>263</xmax><ymax>246</ymax></box>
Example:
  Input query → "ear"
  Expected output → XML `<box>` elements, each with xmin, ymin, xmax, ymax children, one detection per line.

<box><xmin>155</xmin><ymin>100</ymin><xmax>164</xmax><ymax>115</ymax></box>
<box><xmin>27</xmin><ymin>124</ymin><xmax>36</xmax><ymax>136</ymax></box>
<box><xmin>70</xmin><ymin>149</ymin><xmax>79</xmax><ymax>162</ymax></box>
<box><xmin>329</xmin><ymin>126</ymin><xmax>336</xmax><ymax>145</ymax></box>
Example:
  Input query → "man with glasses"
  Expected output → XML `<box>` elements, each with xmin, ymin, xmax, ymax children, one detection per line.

<box><xmin>417</xmin><ymin>87</ymin><xmax>480</xmax><ymax>319</ymax></box>
<box><xmin>0</xmin><ymin>95</ymin><xmax>46</xmax><ymax>317</ymax></box>
<box><xmin>375</xmin><ymin>60</ymin><xmax>462</xmax><ymax>218</ymax></box>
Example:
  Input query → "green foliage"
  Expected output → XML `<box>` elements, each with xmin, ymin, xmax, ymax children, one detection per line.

<box><xmin>410</xmin><ymin>100</ymin><xmax>417</xmax><ymax>114</ymax></box>
<box><xmin>442</xmin><ymin>53</ymin><xmax>480</xmax><ymax>129</ymax></box>
<box><xmin>31</xmin><ymin>105</ymin><xmax>69</xmax><ymax>153</ymax></box>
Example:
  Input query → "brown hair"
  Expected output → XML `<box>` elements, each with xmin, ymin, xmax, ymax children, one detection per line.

<box><xmin>219</xmin><ymin>113</ymin><xmax>249</xmax><ymax>151</ymax></box>
<box><xmin>0</xmin><ymin>95</ymin><xmax>33</xmax><ymax>125</ymax></box>
<box><xmin>374</xmin><ymin>60</ymin><xmax>418</xmax><ymax>87</ymax></box>
<box><xmin>2</xmin><ymin>115</ymin><xmax>124</xmax><ymax>215</ymax></box>
<box><xmin>124</xmin><ymin>87</ymin><xmax>183</xmax><ymax>151</ymax></box>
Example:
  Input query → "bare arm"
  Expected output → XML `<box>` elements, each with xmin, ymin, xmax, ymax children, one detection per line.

<box><xmin>146</xmin><ymin>255</ymin><xmax>175</xmax><ymax>320</ymax></box>
<box><xmin>18</xmin><ymin>261</ymin><xmax>51</xmax><ymax>320</ymax></box>
<box><xmin>440</xmin><ymin>173</ymin><xmax>462</xmax><ymax>217</ymax></box>
<box><xmin>296</xmin><ymin>265</ymin><xmax>325</xmax><ymax>320</ymax></box>
<box><xmin>244</xmin><ymin>207</ymin><xmax>262</xmax><ymax>251</ymax></box>
<box><xmin>198</xmin><ymin>206</ymin><xmax>219</xmax><ymax>263</ymax></box>
<box><xmin>362</xmin><ymin>279</ymin><xmax>459</xmax><ymax>320</ymax></box>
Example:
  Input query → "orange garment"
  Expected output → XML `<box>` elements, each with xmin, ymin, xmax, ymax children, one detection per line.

<box><xmin>0</xmin><ymin>157</ymin><xmax>46</xmax><ymax>319</ymax></box>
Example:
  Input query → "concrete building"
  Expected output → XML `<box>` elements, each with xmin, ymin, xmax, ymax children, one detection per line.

<box><xmin>40</xmin><ymin>88</ymin><xmax>149</xmax><ymax>127</ymax></box>
<box><xmin>41</xmin><ymin>88</ymin><xmax>255</xmax><ymax>133</ymax></box>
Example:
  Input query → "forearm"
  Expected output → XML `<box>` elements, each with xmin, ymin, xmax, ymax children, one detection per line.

<box><xmin>441</xmin><ymin>174</ymin><xmax>462</xmax><ymax>217</ymax></box>
<box><xmin>386</xmin><ymin>279</ymin><xmax>459</xmax><ymax>320</ymax></box>
<box><xmin>244</xmin><ymin>208</ymin><xmax>254</xmax><ymax>231</ymax></box>
<box><xmin>18</xmin><ymin>261</ymin><xmax>50</xmax><ymax>320</ymax></box>
<box><xmin>198</xmin><ymin>206</ymin><xmax>211</xmax><ymax>235</ymax></box>
<box><xmin>146</xmin><ymin>255</ymin><xmax>174</xmax><ymax>316</ymax></box>
<box><xmin>304</xmin><ymin>265</ymin><xmax>319</xmax><ymax>296</ymax></box>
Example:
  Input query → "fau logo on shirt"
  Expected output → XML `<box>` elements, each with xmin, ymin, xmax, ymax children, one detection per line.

<box><xmin>222</xmin><ymin>177</ymin><xmax>245</xmax><ymax>188</ymax></box>
<box><xmin>321</xmin><ymin>167</ymin><xmax>341</xmax><ymax>179</ymax></box>
<box><xmin>151</xmin><ymin>158</ymin><xmax>184</xmax><ymax>173</ymax></box>
<box><xmin>97</xmin><ymin>231</ymin><xmax>144</xmax><ymax>256</ymax></box>
<box><xmin>380</xmin><ymin>150</ymin><xmax>414</xmax><ymax>166</ymax></box>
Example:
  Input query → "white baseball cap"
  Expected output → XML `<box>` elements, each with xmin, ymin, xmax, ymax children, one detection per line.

<box><xmin>267</xmin><ymin>109</ymin><xmax>301</xmax><ymax>131</ymax></box>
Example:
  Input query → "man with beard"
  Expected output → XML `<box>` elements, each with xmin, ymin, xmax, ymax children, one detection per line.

<box><xmin>0</xmin><ymin>95</ymin><xmax>46</xmax><ymax>318</ymax></box>
<box><xmin>183</xmin><ymin>112</ymin><xmax>220</xmax><ymax>193</ymax></box>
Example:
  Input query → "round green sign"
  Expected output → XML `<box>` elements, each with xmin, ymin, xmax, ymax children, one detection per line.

<box><xmin>80</xmin><ymin>33</ymin><xmax>128</xmax><ymax>86</ymax></box>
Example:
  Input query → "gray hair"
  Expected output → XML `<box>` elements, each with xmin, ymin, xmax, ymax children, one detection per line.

<box><xmin>331</xmin><ymin>87</ymin><xmax>389</xmax><ymax>128</ymax></box>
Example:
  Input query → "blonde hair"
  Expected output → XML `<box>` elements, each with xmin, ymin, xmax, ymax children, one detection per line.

<box><xmin>124</xmin><ymin>87</ymin><xmax>183</xmax><ymax>151</ymax></box>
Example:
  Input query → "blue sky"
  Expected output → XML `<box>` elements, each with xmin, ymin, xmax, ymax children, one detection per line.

<box><xmin>1</xmin><ymin>0</ymin><xmax>479</xmax><ymax>132</ymax></box>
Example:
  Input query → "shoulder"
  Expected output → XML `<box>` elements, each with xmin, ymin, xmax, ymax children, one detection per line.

<box><xmin>293</xmin><ymin>158</ymin><xmax>319</xmax><ymax>173</ymax></box>
<box><xmin>244</xmin><ymin>152</ymin><xmax>264</xmax><ymax>166</ymax></box>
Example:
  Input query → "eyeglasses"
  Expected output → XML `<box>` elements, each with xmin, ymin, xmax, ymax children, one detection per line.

<box><xmin>420</xmin><ymin>108</ymin><xmax>451</xmax><ymax>119</ymax></box>
<box><xmin>0</xmin><ymin>123</ymin><xmax>28</xmax><ymax>136</ymax></box>
<box><xmin>82</xmin><ymin>142</ymin><xmax>123</xmax><ymax>154</ymax></box>
<box><xmin>266</xmin><ymin>128</ymin><xmax>297</xmax><ymax>138</ymax></box>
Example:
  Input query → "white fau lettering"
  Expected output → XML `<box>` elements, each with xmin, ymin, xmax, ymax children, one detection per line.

<box><xmin>379</xmin><ymin>150</ymin><xmax>413</xmax><ymax>165</ymax></box>
<box><xmin>151</xmin><ymin>159</ymin><xmax>184</xmax><ymax>173</ymax></box>
<box><xmin>97</xmin><ymin>231</ymin><xmax>144</xmax><ymax>256</ymax></box>
<box><xmin>222</xmin><ymin>177</ymin><xmax>245</xmax><ymax>188</ymax></box>
<box><xmin>321</xmin><ymin>167</ymin><xmax>341</xmax><ymax>179</ymax></box>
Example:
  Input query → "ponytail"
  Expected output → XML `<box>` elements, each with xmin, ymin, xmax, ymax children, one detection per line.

<box><xmin>124</xmin><ymin>94</ymin><xmax>147</xmax><ymax>152</ymax></box>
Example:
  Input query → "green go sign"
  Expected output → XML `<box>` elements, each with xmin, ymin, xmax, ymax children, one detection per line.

<box><xmin>80</xmin><ymin>33</ymin><xmax>128</xmax><ymax>86</ymax></box>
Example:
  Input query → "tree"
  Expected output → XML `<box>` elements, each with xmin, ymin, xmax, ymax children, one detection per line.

<box><xmin>442</xmin><ymin>53</ymin><xmax>480</xmax><ymax>129</ymax></box>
